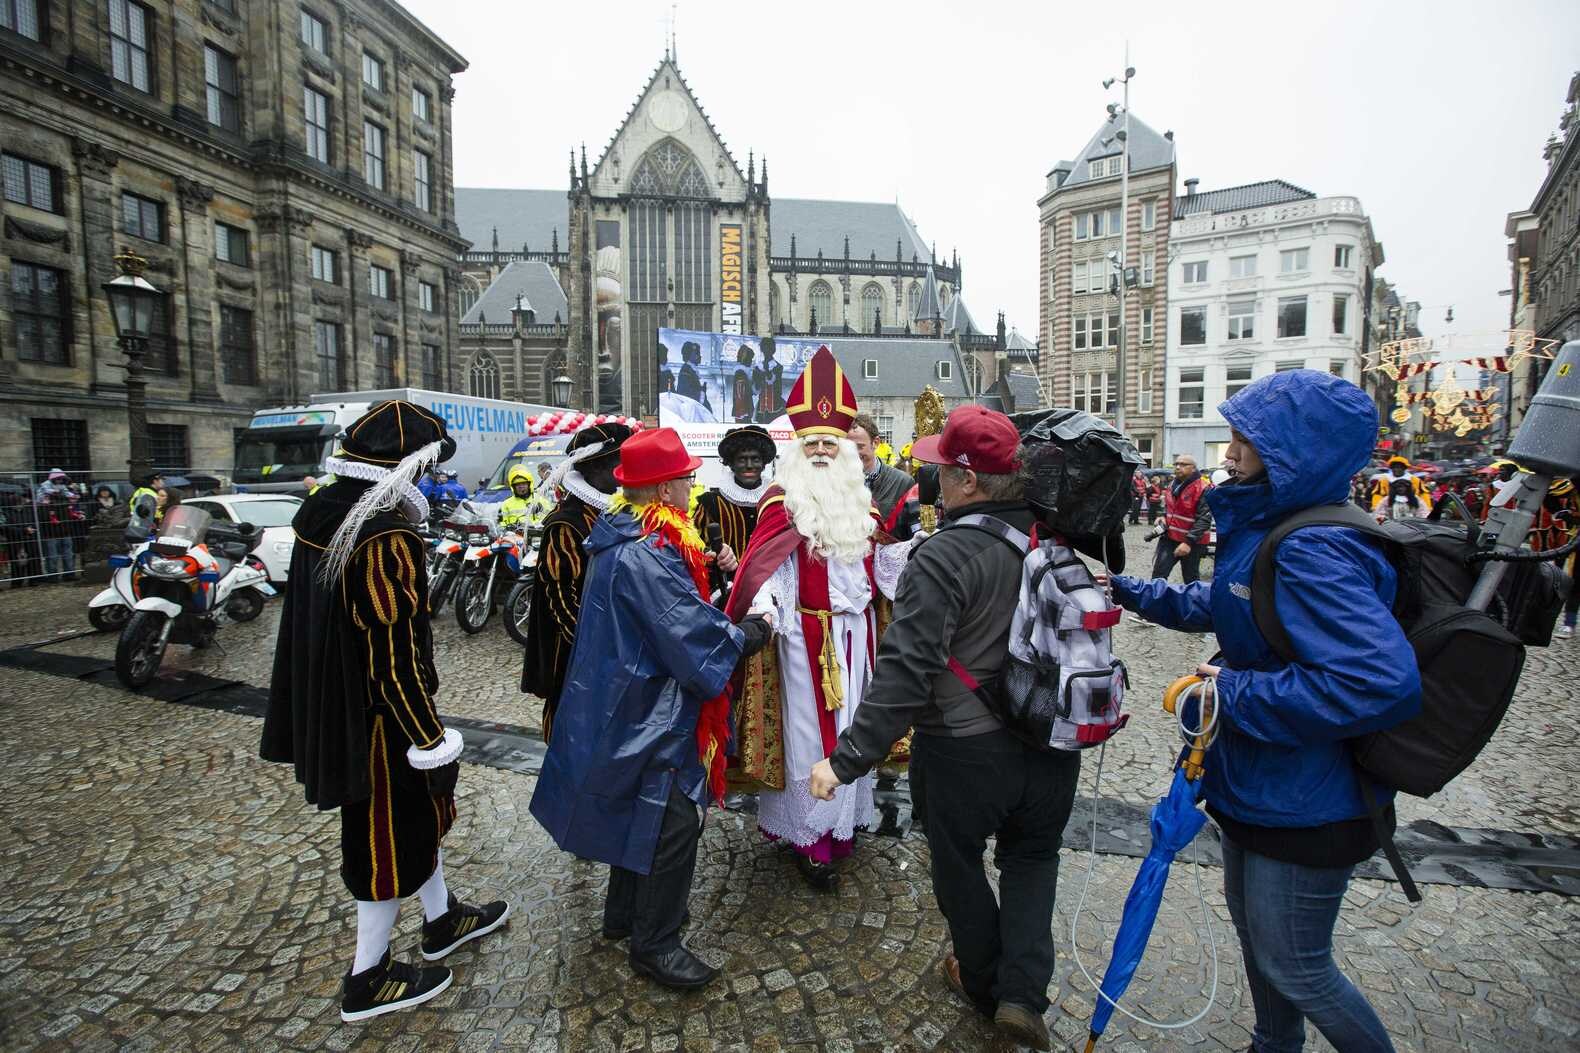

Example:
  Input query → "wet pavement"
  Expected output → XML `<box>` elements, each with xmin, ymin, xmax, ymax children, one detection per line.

<box><xmin>2</xmin><ymin>523</ymin><xmax>1579</xmax><ymax>1051</ymax></box>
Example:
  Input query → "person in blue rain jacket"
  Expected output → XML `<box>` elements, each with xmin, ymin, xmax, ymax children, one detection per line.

<box><xmin>1110</xmin><ymin>368</ymin><xmax>1420</xmax><ymax>1053</ymax></box>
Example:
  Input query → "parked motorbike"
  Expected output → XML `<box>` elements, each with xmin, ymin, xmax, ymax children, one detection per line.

<box><xmin>454</xmin><ymin>522</ymin><xmax>527</xmax><ymax>634</ymax></box>
<box><xmin>86</xmin><ymin>517</ymin><xmax>153</xmax><ymax>632</ymax></box>
<box><xmin>109</xmin><ymin>505</ymin><xmax>275</xmax><ymax>689</ymax></box>
<box><xmin>426</xmin><ymin>511</ymin><xmax>475</xmax><ymax>615</ymax></box>
<box><xmin>501</xmin><ymin>524</ymin><xmax>545</xmax><ymax>646</ymax></box>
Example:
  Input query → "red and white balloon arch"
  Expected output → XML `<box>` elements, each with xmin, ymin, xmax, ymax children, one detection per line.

<box><xmin>524</xmin><ymin>412</ymin><xmax>644</xmax><ymax>436</ymax></box>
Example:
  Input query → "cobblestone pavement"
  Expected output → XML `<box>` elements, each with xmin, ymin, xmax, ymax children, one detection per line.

<box><xmin>2</xmin><ymin>524</ymin><xmax>1578</xmax><ymax>1051</ymax></box>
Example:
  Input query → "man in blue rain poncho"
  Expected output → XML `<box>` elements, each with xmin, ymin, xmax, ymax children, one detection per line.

<box><xmin>529</xmin><ymin>428</ymin><xmax>773</xmax><ymax>991</ymax></box>
<box><xmin>1109</xmin><ymin>369</ymin><xmax>1419</xmax><ymax>1053</ymax></box>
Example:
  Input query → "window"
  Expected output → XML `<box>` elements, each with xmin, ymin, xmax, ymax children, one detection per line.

<box><xmin>421</xmin><ymin>344</ymin><xmax>441</xmax><ymax>389</ymax></box>
<box><xmin>10</xmin><ymin>262</ymin><xmax>69</xmax><ymax>364</ymax></box>
<box><xmin>1138</xmin><ymin>370</ymin><xmax>1153</xmax><ymax>414</ymax></box>
<box><xmin>1141</xmin><ymin>306</ymin><xmax>1154</xmax><ymax>345</ymax></box>
<box><xmin>469</xmin><ymin>350</ymin><xmax>499</xmax><ymax>399</ymax></box>
<box><xmin>149</xmin><ymin>424</ymin><xmax>188</xmax><ymax>470</ymax></box>
<box><xmin>1178</xmin><ymin>368</ymin><xmax>1205</xmax><ymax>419</ymax></box>
<box><xmin>1074</xmin><ymin>212</ymin><xmax>1089</xmax><ymax>241</ymax></box>
<box><xmin>363</xmin><ymin>121</ymin><xmax>385</xmax><ymax>189</ymax></box>
<box><xmin>1072</xmin><ymin>314</ymin><xmax>1087</xmax><ymax>350</ymax></box>
<box><xmin>412</xmin><ymin>85</ymin><xmax>431</xmax><ymax>123</ymax></box>
<box><xmin>1229</xmin><ymin>254</ymin><xmax>1257</xmax><ymax>279</ymax></box>
<box><xmin>1275</xmin><ymin>360</ymin><xmax>1303</xmax><ymax>372</ymax></box>
<box><xmin>369</xmin><ymin>264</ymin><xmax>392</xmax><ymax>300</ymax></box>
<box><xmin>1227</xmin><ymin>299</ymin><xmax>1255</xmax><ymax>341</ymax></box>
<box><xmin>1135</xmin><ymin>436</ymin><xmax>1153</xmax><ymax>464</ymax></box>
<box><xmin>146</xmin><ymin>297</ymin><xmax>176</xmax><ymax>374</ymax></box>
<box><xmin>419</xmin><ymin>281</ymin><xmax>436</xmax><ymax>313</ymax></box>
<box><xmin>214</xmin><ymin>222</ymin><xmax>249</xmax><ymax>266</ymax></box>
<box><xmin>362</xmin><ymin>51</ymin><xmax>383</xmax><ymax>91</ymax></box>
<box><xmin>1334</xmin><ymin>244</ymin><xmax>1353</xmax><ymax>269</ymax></box>
<box><xmin>1141</xmin><ymin>251</ymin><xmax>1154</xmax><ymax>287</ymax></box>
<box><xmin>1279</xmin><ymin>247</ymin><xmax>1309</xmax><ymax>274</ymax></box>
<box><xmin>2</xmin><ymin>153</ymin><xmax>58</xmax><ymax>212</ymax></box>
<box><xmin>874</xmin><ymin>415</ymin><xmax>895</xmax><ymax>443</ymax></box>
<box><xmin>204</xmin><ymin>45</ymin><xmax>240</xmax><ymax>132</ymax></box>
<box><xmin>303</xmin><ymin>85</ymin><xmax>329</xmax><ymax>162</ymax></box>
<box><xmin>1072</xmin><ymin>260</ymin><xmax>1091</xmax><ymax>295</ymax></box>
<box><xmin>1225</xmin><ymin>364</ymin><xmax>1253</xmax><ymax>400</ymax></box>
<box><xmin>1277</xmin><ymin>295</ymin><xmax>1308</xmax><ymax>338</ymax></box>
<box><xmin>30</xmin><ymin>419</ymin><xmax>89</xmax><ymax>473</ymax></box>
<box><xmin>1141</xmin><ymin>200</ymin><xmax>1156</xmax><ymax>231</ymax></box>
<box><xmin>109</xmin><ymin>0</ymin><xmax>152</xmax><ymax>93</ymax></box>
<box><xmin>313</xmin><ymin>321</ymin><xmax>342</xmax><ymax>388</ymax></box>
<box><xmin>1329</xmin><ymin>358</ymin><xmax>1348</xmax><ymax>379</ymax></box>
<box><xmin>861</xmin><ymin>284</ymin><xmax>882</xmax><ymax>333</ymax></box>
<box><xmin>373</xmin><ymin>333</ymin><xmax>397</xmax><ymax>387</ymax></box>
<box><xmin>414</xmin><ymin>150</ymin><xmax>431</xmax><ymax>212</ymax></box>
<box><xmin>300</xmin><ymin>9</ymin><xmax>327</xmax><ymax>54</ymax></box>
<box><xmin>1105</xmin><ymin>310</ymin><xmax>1120</xmax><ymax>347</ymax></box>
<box><xmin>1180</xmin><ymin>306</ymin><xmax>1206</xmax><ymax>345</ymax></box>
<box><xmin>863</xmin><ymin>358</ymin><xmax>878</xmax><ymax>380</ymax></box>
<box><xmin>936</xmin><ymin>360</ymin><xmax>953</xmax><ymax>381</ymax></box>
<box><xmin>121</xmin><ymin>191</ymin><xmax>163</xmax><ymax>242</ymax></box>
<box><xmin>219</xmin><ymin>305</ymin><xmax>254</xmax><ymax>384</ymax></box>
<box><xmin>2</xmin><ymin>0</ymin><xmax>42</xmax><ymax>41</ymax></box>
<box><xmin>1073</xmin><ymin>371</ymin><xmax>1117</xmax><ymax>416</ymax></box>
<box><xmin>808</xmin><ymin>282</ymin><xmax>832</xmax><ymax>329</ymax></box>
<box><xmin>310</xmin><ymin>244</ymin><xmax>337</xmax><ymax>283</ymax></box>
<box><xmin>1182</xmin><ymin>261</ymin><xmax>1208</xmax><ymax>284</ymax></box>
<box><xmin>1332</xmin><ymin>294</ymin><xmax>1349</xmax><ymax>335</ymax></box>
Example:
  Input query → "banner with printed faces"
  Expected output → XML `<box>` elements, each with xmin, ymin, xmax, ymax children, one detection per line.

<box><xmin>656</xmin><ymin>328</ymin><xmax>828</xmax><ymax>455</ymax></box>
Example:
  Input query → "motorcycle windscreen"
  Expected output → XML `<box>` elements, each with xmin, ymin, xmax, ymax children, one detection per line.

<box><xmin>156</xmin><ymin>505</ymin><xmax>213</xmax><ymax>547</ymax></box>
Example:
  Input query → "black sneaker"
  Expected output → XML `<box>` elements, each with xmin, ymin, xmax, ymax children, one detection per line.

<box><xmin>340</xmin><ymin>950</ymin><xmax>452</xmax><ymax>1023</ymax></box>
<box><xmin>421</xmin><ymin>894</ymin><xmax>510</xmax><ymax>961</ymax></box>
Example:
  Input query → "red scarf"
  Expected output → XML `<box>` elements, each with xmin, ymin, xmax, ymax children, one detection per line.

<box><xmin>626</xmin><ymin>500</ymin><xmax>733</xmax><ymax>806</ymax></box>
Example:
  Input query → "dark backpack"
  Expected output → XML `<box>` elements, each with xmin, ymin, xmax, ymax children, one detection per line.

<box><xmin>1249</xmin><ymin>502</ymin><xmax>1563</xmax><ymax>900</ymax></box>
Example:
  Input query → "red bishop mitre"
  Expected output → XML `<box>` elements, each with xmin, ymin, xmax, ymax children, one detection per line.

<box><xmin>785</xmin><ymin>345</ymin><xmax>859</xmax><ymax>437</ymax></box>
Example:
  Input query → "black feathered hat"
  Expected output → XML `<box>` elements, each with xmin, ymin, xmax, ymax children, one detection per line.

<box><xmin>717</xmin><ymin>424</ymin><xmax>777</xmax><ymax>465</ymax></box>
<box><xmin>566</xmin><ymin>422</ymin><xmax>633</xmax><ymax>467</ymax></box>
<box><xmin>337</xmin><ymin>400</ymin><xmax>457</xmax><ymax>466</ymax></box>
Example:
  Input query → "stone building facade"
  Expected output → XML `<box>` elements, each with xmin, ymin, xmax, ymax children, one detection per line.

<box><xmin>0</xmin><ymin>0</ymin><xmax>466</xmax><ymax>477</ymax></box>
<box><xmin>1037</xmin><ymin>113</ymin><xmax>1174</xmax><ymax>464</ymax></box>
<box><xmin>1526</xmin><ymin>73</ymin><xmax>1580</xmax><ymax>388</ymax></box>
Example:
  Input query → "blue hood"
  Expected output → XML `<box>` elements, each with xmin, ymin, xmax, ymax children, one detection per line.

<box><xmin>586</xmin><ymin>510</ymin><xmax>640</xmax><ymax>554</ymax></box>
<box><xmin>1209</xmin><ymin>369</ymin><xmax>1377</xmax><ymax>532</ymax></box>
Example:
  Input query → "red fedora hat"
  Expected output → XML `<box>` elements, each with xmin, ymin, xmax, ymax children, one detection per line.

<box><xmin>612</xmin><ymin>427</ymin><xmax>702</xmax><ymax>487</ymax></box>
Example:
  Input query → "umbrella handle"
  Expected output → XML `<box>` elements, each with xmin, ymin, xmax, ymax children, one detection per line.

<box><xmin>1162</xmin><ymin>675</ymin><xmax>1216</xmax><ymax>780</ymax></box>
<box><xmin>1084</xmin><ymin>1034</ymin><xmax>1099</xmax><ymax>1053</ymax></box>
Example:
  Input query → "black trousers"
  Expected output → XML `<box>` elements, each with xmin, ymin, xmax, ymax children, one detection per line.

<box><xmin>912</xmin><ymin>728</ymin><xmax>1081</xmax><ymax>1015</ymax></box>
<box><xmin>1151</xmin><ymin>536</ymin><xmax>1204</xmax><ymax>584</ymax></box>
<box><xmin>603</xmin><ymin>782</ymin><xmax>701</xmax><ymax>956</ymax></box>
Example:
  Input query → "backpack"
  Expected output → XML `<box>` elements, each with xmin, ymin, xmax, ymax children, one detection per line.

<box><xmin>944</xmin><ymin>514</ymin><xmax>1129</xmax><ymax>753</ymax></box>
<box><xmin>1249</xmin><ymin>501</ymin><xmax>1565</xmax><ymax>899</ymax></box>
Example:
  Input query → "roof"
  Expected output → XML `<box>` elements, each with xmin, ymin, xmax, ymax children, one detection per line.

<box><xmin>824</xmin><ymin>338</ymin><xmax>967</xmax><ymax>399</ymax></box>
<box><xmin>771</xmin><ymin>198</ymin><xmax>931</xmax><ymax>261</ymax></box>
<box><xmin>460</xmin><ymin>261</ymin><xmax>568</xmax><ymax>325</ymax></box>
<box><xmin>591</xmin><ymin>57</ymin><xmax>745</xmax><ymax>185</ymax></box>
<box><xmin>1057</xmin><ymin>112</ymin><xmax>1175</xmax><ymax>189</ymax></box>
<box><xmin>1005</xmin><ymin>327</ymin><xmax>1036</xmax><ymax>352</ymax></box>
<box><xmin>912</xmin><ymin>266</ymin><xmax>942</xmax><ymax>322</ymax></box>
<box><xmin>454</xmin><ymin>189</ymin><xmax>566</xmax><ymax>254</ymax></box>
<box><xmin>1005</xmin><ymin>371</ymin><xmax>1044</xmax><ymax>412</ymax></box>
<box><xmin>1174</xmin><ymin>179</ymin><xmax>1315</xmax><ymax>219</ymax></box>
<box><xmin>940</xmin><ymin>294</ymin><xmax>979</xmax><ymax>337</ymax></box>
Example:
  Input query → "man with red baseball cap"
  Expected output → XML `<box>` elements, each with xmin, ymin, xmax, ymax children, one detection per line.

<box><xmin>810</xmin><ymin>404</ymin><xmax>1077</xmax><ymax>1051</ymax></box>
<box><xmin>530</xmin><ymin>428</ymin><xmax>772</xmax><ymax>990</ymax></box>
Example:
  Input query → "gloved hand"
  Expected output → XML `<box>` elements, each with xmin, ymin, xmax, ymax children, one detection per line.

<box><xmin>407</xmin><ymin>727</ymin><xmax>464</xmax><ymax>770</ymax></box>
<box><xmin>738</xmin><ymin>614</ymin><xmax>774</xmax><ymax>657</ymax></box>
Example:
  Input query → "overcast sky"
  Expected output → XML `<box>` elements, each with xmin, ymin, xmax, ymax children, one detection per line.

<box><xmin>404</xmin><ymin>0</ymin><xmax>1578</xmax><ymax>350</ymax></box>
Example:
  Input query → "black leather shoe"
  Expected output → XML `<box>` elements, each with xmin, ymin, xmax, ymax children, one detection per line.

<box><xmin>797</xmin><ymin>854</ymin><xmax>840</xmax><ymax>892</ymax></box>
<box><xmin>603</xmin><ymin>909</ymin><xmax>690</xmax><ymax>941</ymax></box>
<box><xmin>629</xmin><ymin>946</ymin><xmax>718</xmax><ymax>990</ymax></box>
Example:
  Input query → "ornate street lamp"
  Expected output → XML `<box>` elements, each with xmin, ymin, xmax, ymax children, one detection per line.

<box><xmin>102</xmin><ymin>247</ymin><xmax>163</xmax><ymax>487</ymax></box>
<box><xmin>552</xmin><ymin>373</ymin><xmax>573</xmax><ymax>408</ymax></box>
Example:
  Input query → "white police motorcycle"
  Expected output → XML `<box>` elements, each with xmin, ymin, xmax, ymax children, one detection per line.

<box><xmin>107</xmin><ymin>505</ymin><xmax>275</xmax><ymax>689</ymax></box>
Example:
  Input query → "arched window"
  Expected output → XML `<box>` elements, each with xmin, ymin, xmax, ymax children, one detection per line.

<box><xmin>809</xmin><ymin>281</ymin><xmax>833</xmax><ymax>331</ymax></box>
<box><xmin>469</xmin><ymin>350</ymin><xmax>500</xmax><ymax>400</ymax></box>
<box><xmin>908</xmin><ymin>282</ymin><xmax>921</xmax><ymax>321</ymax></box>
<box><xmin>770</xmin><ymin>282</ymin><xmax>781</xmax><ymax>329</ymax></box>
<box><xmin>940</xmin><ymin>284</ymin><xmax>952</xmax><ymax>307</ymax></box>
<box><xmin>458</xmin><ymin>274</ymin><xmax>482</xmax><ymax>319</ymax></box>
<box><xmin>862</xmin><ymin>284</ymin><xmax>883</xmax><ymax>333</ymax></box>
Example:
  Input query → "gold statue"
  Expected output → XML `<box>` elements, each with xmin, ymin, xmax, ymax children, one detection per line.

<box><xmin>913</xmin><ymin>386</ymin><xmax>947</xmax><ymax>533</ymax></box>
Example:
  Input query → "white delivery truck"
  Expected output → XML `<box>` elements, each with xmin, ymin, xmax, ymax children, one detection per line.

<box><xmin>233</xmin><ymin>388</ymin><xmax>559</xmax><ymax>494</ymax></box>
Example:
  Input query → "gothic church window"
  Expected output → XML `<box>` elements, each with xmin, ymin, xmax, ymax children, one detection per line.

<box><xmin>469</xmin><ymin>350</ymin><xmax>500</xmax><ymax>399</ymax></box>
<box><xmin>908</xmin><ymin>282</ymin><xmax>920</xmax><ymax>320</ymax></box>
<box><xmin>809</xmin><ymin>282</ymin><xmax>833</xmax><ymax>330</ymax></box>
<box><xmin>862</xmin><ymin>284</ymin><xmax>883</xmax><ymax>333</ymax></box>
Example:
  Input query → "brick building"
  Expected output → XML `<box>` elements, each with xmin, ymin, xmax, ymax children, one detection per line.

<box><xmin>1037</xmin><ymin>113</ymin><xmax>1174</xmax><ymax>464</ymax></box>
<box><xmin>0</xmin><ymin>0</ymin><xmax>466</xmax><ymax>477</ymax></box>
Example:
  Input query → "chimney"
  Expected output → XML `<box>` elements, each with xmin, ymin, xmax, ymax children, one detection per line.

<box><xmin>1184</xmin><ymin>178</ymin><xmax>1199</xmax><ymax>197</ymax></box>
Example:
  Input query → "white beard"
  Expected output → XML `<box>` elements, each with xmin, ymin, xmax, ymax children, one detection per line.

<box><xmin>777</xmin><ymin>438</ymin><xmax>874</xmax><ymax>564</ymax></box>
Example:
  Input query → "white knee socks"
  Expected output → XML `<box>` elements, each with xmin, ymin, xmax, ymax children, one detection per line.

<box><xmin>418</xmin><ymin>850</ymin><xmax>450</xmax><ymax>922</ymax></box>
<box><xmin>352</xmin><ymin>898</ymin><xmax>400</xmax><ymax>974</ymax></box>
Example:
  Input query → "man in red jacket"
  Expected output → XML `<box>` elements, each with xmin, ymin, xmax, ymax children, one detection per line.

<box><xmin>1153</xmin><ymin>454</ymin><xmax>1212</xmax><ymax>583</ymax></box>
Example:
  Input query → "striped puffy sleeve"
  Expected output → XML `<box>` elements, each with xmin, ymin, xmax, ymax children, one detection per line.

<box><xmin>538</xmin><ymin>520</ymin><xmax>586</xmax><ymax>652</ymax></box>
<box><xmin>347</xmin><ymin>531</ymin><xmax>446</xmax><ymax>749</ymax></box>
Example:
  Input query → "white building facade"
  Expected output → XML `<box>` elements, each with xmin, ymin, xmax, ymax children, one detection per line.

<box><xmin>1163</xmin><ymin>181</ymin><xmax>1382</xmax><ymax>467</ymax></box>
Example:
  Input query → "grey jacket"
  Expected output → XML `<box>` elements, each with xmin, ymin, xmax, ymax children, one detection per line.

<box><xmin>829</xmin><ymin>500</ymin><xmax>1031</xmax><ymax>783</ymax></box>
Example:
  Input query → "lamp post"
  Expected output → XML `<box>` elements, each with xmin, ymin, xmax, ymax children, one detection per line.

<box><xmin>552</xmin><ymin>373</ymin><xmax>573</xmax><ymax>407</ymax></box>
<box><xmin>1103</xmin><ymin>52</ymin><xmax>1136</xmax><ymax>433</ymax></box>
<box><xmin>102</xmin><ymin>247</ymin><xmax>163</xmax><ymax>487</ymax></box>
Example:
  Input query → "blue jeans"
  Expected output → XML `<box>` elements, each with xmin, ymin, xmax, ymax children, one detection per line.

<box><xmin>1221</xmin><ymin>835</ymin><xmax>1395</xmax><ymax>1053</ymax></box>
<box><xmin>43</xmin><ymin>536</ymin><xmax>74</xmax><ymax>578</ymax></box>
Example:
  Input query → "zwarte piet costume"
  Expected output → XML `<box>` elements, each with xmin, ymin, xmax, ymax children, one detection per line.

<box><xmin>693</xmin><ymin>424</ymin><xmax>776</xmax><ymax>568</ymax></box>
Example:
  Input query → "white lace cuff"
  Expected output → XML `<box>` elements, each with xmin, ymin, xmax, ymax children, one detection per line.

<box><xmin>407</xmin><ymin>728</ymin><xmax>463</xmax><ymax>770</ymax></box>
<box><xmin>873</xmin><ymin>541</ymin><xmax>911</xmax><ymax>601</ymax></box>
<box><xmin>748</xmin><ymin>555</ymin><xmax>797</xmax><ymax>631</ymax></box>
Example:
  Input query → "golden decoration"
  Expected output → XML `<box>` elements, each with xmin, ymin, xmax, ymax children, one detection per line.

<box><xmin>912</xmin><ymin>385</ymin><xmax>947</xmax><ymax>533</ymax></box>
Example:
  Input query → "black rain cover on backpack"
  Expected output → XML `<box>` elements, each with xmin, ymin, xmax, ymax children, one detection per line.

<box><xmin>1010</xmin><ymin>409</ymin><xmax>1141</xmax><ymax>571</ymax></box>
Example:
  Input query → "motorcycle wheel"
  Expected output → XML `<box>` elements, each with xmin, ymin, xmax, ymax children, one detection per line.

<box><xmin>225</xmin><ymin>588</ymin><xmax>264</xmax><ymax>623</ymax></box>
<box><xmin>115</xmin><ymin>610</ymin><xmax>168</xmax><ymax>689</ymax></box>
<box><xmin>429</xmin><ymin>560</ymin><xmax>457</xmax><ymax>614</ymax></box>
<box><xmin>503</xmin><ymin>576</ymin><xmax>534</xmax><ymax>646</ymax></box>
<box><xmin>454</xmin><ymin>572</ymin><xmax>494</xmax><ymax>634</ymax></box>
<box><xmin>89</xmin><ymin>604</ymin><xmax>131</xmax><ymax>633</ymax></box>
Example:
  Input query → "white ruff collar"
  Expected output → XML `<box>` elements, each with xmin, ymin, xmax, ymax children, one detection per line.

<box><xmin>717</xmin><ymin>477</ymin><xmax>766</xmax><ymax>507</ymax></box>
<box><xmin>563</xmin><ymin>470</ymin><xmax>611</xmax><ymax>512</ymax></box>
